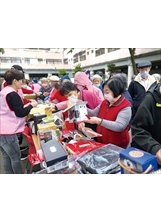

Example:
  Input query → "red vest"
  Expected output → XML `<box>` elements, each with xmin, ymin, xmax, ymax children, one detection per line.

<box><xmin>97</xmin><ymin>95</ymin><xmax>131</xmax><ymax>148</ymax></box>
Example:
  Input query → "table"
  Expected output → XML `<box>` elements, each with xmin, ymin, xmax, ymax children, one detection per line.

<box><xmin>31</xmin><ymin>134</ymin><xmax>41</xmax><ymax>151</ymax></box>
<box><xmin>24</xmin><ymin>94</ymin><xmax>37</xmax><ymax>100</ymax></box>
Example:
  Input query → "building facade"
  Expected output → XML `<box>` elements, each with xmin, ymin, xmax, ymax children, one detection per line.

<box><xmin>63</xmin><ymin>48</ymin><xmax>161</xmax><ymax>84</ymax></box>
<box><xmin>0</xmin><ymin>48</ymin><xmax>73</xmax><ymax>79</ymax></box>
<box><xmin>1</xmin><ymin>48</ymin><xmax>161</xmax><ymax>85</ymax></box>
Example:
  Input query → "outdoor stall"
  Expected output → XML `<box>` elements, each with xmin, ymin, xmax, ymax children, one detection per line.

<box><xmin>25</xmin><ymin>101</ymin><xmax>159</xmax><ymax>174</ymax></box>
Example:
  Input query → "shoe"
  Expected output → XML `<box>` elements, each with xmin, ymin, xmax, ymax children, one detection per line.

<box><xmin>20</xmin><ymin>146</ymin><xmax>29</xmax><ymax>152</ymax></box>
<box><xmin>21</xmin><ymin>153</ymin><xmax>28</xmax><ymax>161</ymax></box>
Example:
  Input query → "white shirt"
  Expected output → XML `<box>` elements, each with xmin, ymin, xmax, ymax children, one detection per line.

<box><xmin>139</xmin><ymin>75</ymin><xmax>150</xmax><ymax>91</ymax></box>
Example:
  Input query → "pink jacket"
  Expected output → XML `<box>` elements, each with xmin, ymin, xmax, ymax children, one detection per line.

<box><xmin>74</xmin><ymin>72</ymin><xmax>104</xmax><ymax>101</ymax></box>
<box><xmin>0</xmin><ymin>86</ymin><xmax>26</xmax><ymax>135</ymax></box>
<box><xmin>56</xmin><ymin>89</ymin><xmax>102</xmax><ymax>110</ymax></box>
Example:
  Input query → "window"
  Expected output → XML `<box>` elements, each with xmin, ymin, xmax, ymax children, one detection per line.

<box><xmin>73</xmin><ymin>57</ymin><xmax>78</xmax><ymax>63</ymax></box>
<box><xmin>87</xmin><ymin>52</ymin><xmax>89</xmax><ymax>55</ymax></box>
<box><xmin>91</xmin><ymin>50</ymin><xmax>94</xmax><ymax>53</ymax></box>
<box><xmin>46</xmin><ymin>59</ymin><xmax>62</xmax><ymax>64</ymax></box>
<box><xmin>24</xmin><ymin>58</ymin><xmax>30</xmax><ymax>64</ymax></box>
<box><xmin>95</xmin><ymin>48</ymin><xmax>105</xmax><ymax>57</ymax></box>
<box><xmin>64</xmin><ymin>58</ymin><xmax>68</xmax><ymax>64</ymax></box>
<box><xmin>0</xmin><ymin>57</ymin><xmax>21</xmax><ymax>63</ymax></box>
<box><xmin>108</xmin><ymin>48</ymin><xmax>120</xmax><ymax>53</ymax></box>
<box><xmin>38</xmin><ymin>58</ymin><xmax>43</xmax><ymax>64</ymax></box>
<box><xmin>80</xmin><ymin>55</ymin><xmax>86</xmax><ymax>61</ymax></box>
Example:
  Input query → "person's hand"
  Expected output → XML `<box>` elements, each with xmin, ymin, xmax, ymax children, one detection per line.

<box><xmin>45</xmin><ymin>100</ymin><xmax>51</xmax><ymax>104</ymax></box>
<box><xmin>78</xmin><ymin>122</ymin><xmax>85</xmax><ymax>131</ymax></box>
<box><xmin>156</xmin><ymin>149</ymin><xmax>161</xmax><ymax>165</ymax></box>
<box><xmin>49</xmin><ymin>104</ymin><xmax>58</xmax><ymax>113</ymax></box>
<box><xmin>31</xmin><ymin>101</ymin><xmax>38</xmax><ymax>107</ymax></box>
<box><xmin>83</xmin><ymin>117</ymin><xmax>102</xmax><ymax>125</ymax></box>
<box><xmin>43</xmin><ymin>92</ymin><xmax>49</xmax><ymax>97</ymax></box>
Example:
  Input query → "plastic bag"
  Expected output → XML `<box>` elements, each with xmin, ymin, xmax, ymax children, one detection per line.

<box><xmin>65</xmin><ymin>140</ymin><xmax>106</xmax><ymax>155</ymax></box>
<box><xmin>77</xmin><ymin>144</ymin><xmax>124</xmax><ymax>174</ymax></box>
<box><xmin>81</xmin><ymin>127</ymin><xmax>102</xmax><ymax>139</ymax></box>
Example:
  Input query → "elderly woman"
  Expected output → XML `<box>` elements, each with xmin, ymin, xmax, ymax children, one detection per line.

<box><xmin>78</xmin><ymin>78</ymin><xmax>132</xmax><ymax>148</ymax></box>
<box><xmin>91</xmin><ymin>74</ymin><xmax>104</xmax><ymax>94</ymax></box>
<box><xmin>39</xmin><ymin>77</ymin><xmax>52</xmax><ymax>101</ymax></box>
<box><xmin>152</xmin><ymin>73</ymin><xmax>161</xmax><ymax>84</ymax></box>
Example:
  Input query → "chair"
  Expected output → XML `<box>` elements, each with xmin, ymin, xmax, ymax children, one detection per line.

<box><xmin>22</xmin><ymin>125</ymin><xmax>43</xmax><ymax>174</ymax></box>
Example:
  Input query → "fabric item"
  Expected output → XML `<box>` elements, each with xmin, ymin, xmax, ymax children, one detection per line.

<box><xmin>61</xmin><ymin>75</ymin><xmax>71</xmax><ymax>82</ymax></box>
<box><xmin>74</xmin><ymin>72</ymin><xmax>104</xmax><ymax>101</ymax></box>
<box><xmin>128</xmin><ymin>74</ymin><xmax>156</xmax><ymax>115</ymax></box>
<box><xmin>11</xmin><ymin>64</ymin><xmax>25</xmax><ymax>73</ymax></box>
<box><xmin>50</xmin><ymin>89</ymin><xmax>68</xmax><ymax>103</ymax></box>
<box><xmin>137</xmin><ymin>60</ymin><xmax>152</xmax><ymax>68</ymax></box>
<box><xmin>49</xmin><ymin>75</ymin><xmax>60</xmax><ymax>81</ymax></box>
<box><xmin>33</xmin><ymin>78</ymin><xmax>38</xmax><ymax>83</ymax></box>
<box><xmin>21</xmin><ymin>87</ymin><xmax>34</xmax><ymax>94</ymax></box>
<box><xmin>80</xmin><ymin>90</ymin><xmax>102</xmax><ymax>109</ymax></box>
<box><xmin>0</xmin><ymin>86</ymin><xmax>26</xmax><ymax>135</ymax></box>
<box><xmin>131</xmin><ymin>83</ymin><xmax>161</xmax><ymax>155</ymax></box>
<box><xmin>6</xmin><ymin>92</ymin><xmax>33</xmax><ymax>117</ymax></box>
<box><xmin>32</xmin><ymin>83</ymin><xmax>41</xmax><ymax>93</ymax></box>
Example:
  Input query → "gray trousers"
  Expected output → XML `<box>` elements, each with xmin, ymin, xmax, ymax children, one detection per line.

<box><xmin>0</xmin><ymin>135</ymin><xmax>23</xmax><ymax>174</ymax></box>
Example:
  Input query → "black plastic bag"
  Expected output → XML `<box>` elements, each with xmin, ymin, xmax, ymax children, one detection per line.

<box><xmin>77</xmin><ymin>144</ymin><xmax>124</xmax><ymax>174</ymax></box>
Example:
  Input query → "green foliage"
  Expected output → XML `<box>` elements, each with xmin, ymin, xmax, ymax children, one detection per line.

<box><xmin>74</xmin><ymin>63</ymin><xmax>82</xmax><ymax>74</ymax></box>
<box><xmin>67</xmin><ymin>48</ymin><xmax>74</xmax><ymax>54</ymax></box>
<box><xmin>58</xmin><ymin>69</ymin><xmax>67</xmax><ymax>77</ymax></box>
<box><xmin>107</xmin><ymin>63</ymin><xmax>121</xmax><ymax>74</ymax></box>
<box><xmin>0</xmin><ymin>48</ymin><xmax>5</xmax><ymax>54</ymax></box>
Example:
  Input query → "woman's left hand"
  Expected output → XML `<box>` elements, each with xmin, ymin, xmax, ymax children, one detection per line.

<box><xmin>83</xmin><ymin>117</ymin><xmax>101</xmax><ymax>125</ymax></box>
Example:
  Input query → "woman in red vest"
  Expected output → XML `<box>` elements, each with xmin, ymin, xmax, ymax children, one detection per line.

<box><xmin>78</xmin><ymin>78</ymin><xmax>132</xmax><ymax>148</ymax></box>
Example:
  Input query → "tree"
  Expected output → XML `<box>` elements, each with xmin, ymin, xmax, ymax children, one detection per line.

<box><xmin>0</xmin><ymin>48</ymin><xmax>5</xmax><ymax>54</ymax></box>
<box><xmin>58</xmin><ymin>69</ymin><xmax>67</xmax><ymax>77</ymax></box>
<box><xmin>107</xmin><ymin>63</ymin><xmax>121</xmax><ymax>74</ymax></box>
<box><xmin>67</xmin><ymin>48</ymin><xmax>74</xmax><ymax>54</ymax></box>
<box><xmin>74</xmin><ymin>63</ymin><xmax>82</xmax><ymax>74</ymax></box>
<box><xmin>129</xmin><ymin>48</ymin><xmax>137</xmax><ymax>75</ymax></box>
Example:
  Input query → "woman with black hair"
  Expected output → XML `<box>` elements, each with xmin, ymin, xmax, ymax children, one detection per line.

<box><xmin>78</xmin><ymin>78</ymin><xmax>132</xmax><ymax>148</ymax></box>
<box><xmin>0</xmin><ymin>69</ymin><xmax>37</xmax><ymax>173</ymax></box>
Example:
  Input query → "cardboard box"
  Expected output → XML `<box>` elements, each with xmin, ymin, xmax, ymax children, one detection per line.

<box><xmin>63</xmin><ymin>100</ymin><xmax>88</xmax><ymax>123</ymax></box>
<box><xmin>41</xmin><ymin>140</ymin><xmax>68</xmax><ymax>167</ymax></box>
<box><xmin>119</xmin><ymin>147</ymin><xmax>158</xmax><ymax>174</ymax></box>
<box><xmin>37</xmin><ymin>122</ymin><xmax>57</xmax><ymax>131</ymax></box>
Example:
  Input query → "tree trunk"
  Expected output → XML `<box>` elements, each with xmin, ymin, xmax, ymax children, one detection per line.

<box><xmin>129</xmin><ymin>48</ymin><xmax>137</xmax><ymax>75</ymax></box>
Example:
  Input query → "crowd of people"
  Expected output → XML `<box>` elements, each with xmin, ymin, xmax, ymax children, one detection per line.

<box><xmin>0</xmin><ymin>60</ymin><xmax>161</xmax><ymax>174</ymax></box>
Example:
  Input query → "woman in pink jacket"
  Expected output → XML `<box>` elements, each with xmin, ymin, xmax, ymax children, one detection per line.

<box><xmin>74</xmin><ymin>71</ymin><xmax>104</xmax><ymax>101</ymax></box>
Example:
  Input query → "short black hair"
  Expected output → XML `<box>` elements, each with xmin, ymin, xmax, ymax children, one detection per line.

<box><xmin>103</xmin><ymin>78</ymin><xmax>124</xmax><ymax>98</ymax></box>
<box><xmin>60</xmin><ymin>81</ymin><xmax>78</xmax><ymax>96</ymax></box>
<box><xmin>4</xmin><ymin>69</ymin><xmax>24</xmax><ymax>85</ymax></box>
<box><xmin>114</xmin><ymin>73</ymin><xmax>128</xmax><ymax>88</ymax></box>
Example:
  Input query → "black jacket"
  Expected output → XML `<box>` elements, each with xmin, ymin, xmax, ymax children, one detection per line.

<box><xmin>128</xmin><ymin>74</ymin><xmax>157</xmax><ymax>115</ymax></box>
<box><xmin>131</xmin><ymin>83</ymin><xmax>161</xmax><ymax>155</ymax></box>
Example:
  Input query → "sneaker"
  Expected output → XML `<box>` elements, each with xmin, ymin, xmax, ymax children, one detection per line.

<box><xmin>21</xmin><ymin>153</ymin><xmax>28</xmax><ymax>161</ymax></box>
<box><xmin>20</xmin><ymin>146</ymin><xmax>29</xmax><ymax>152</ymax></box>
